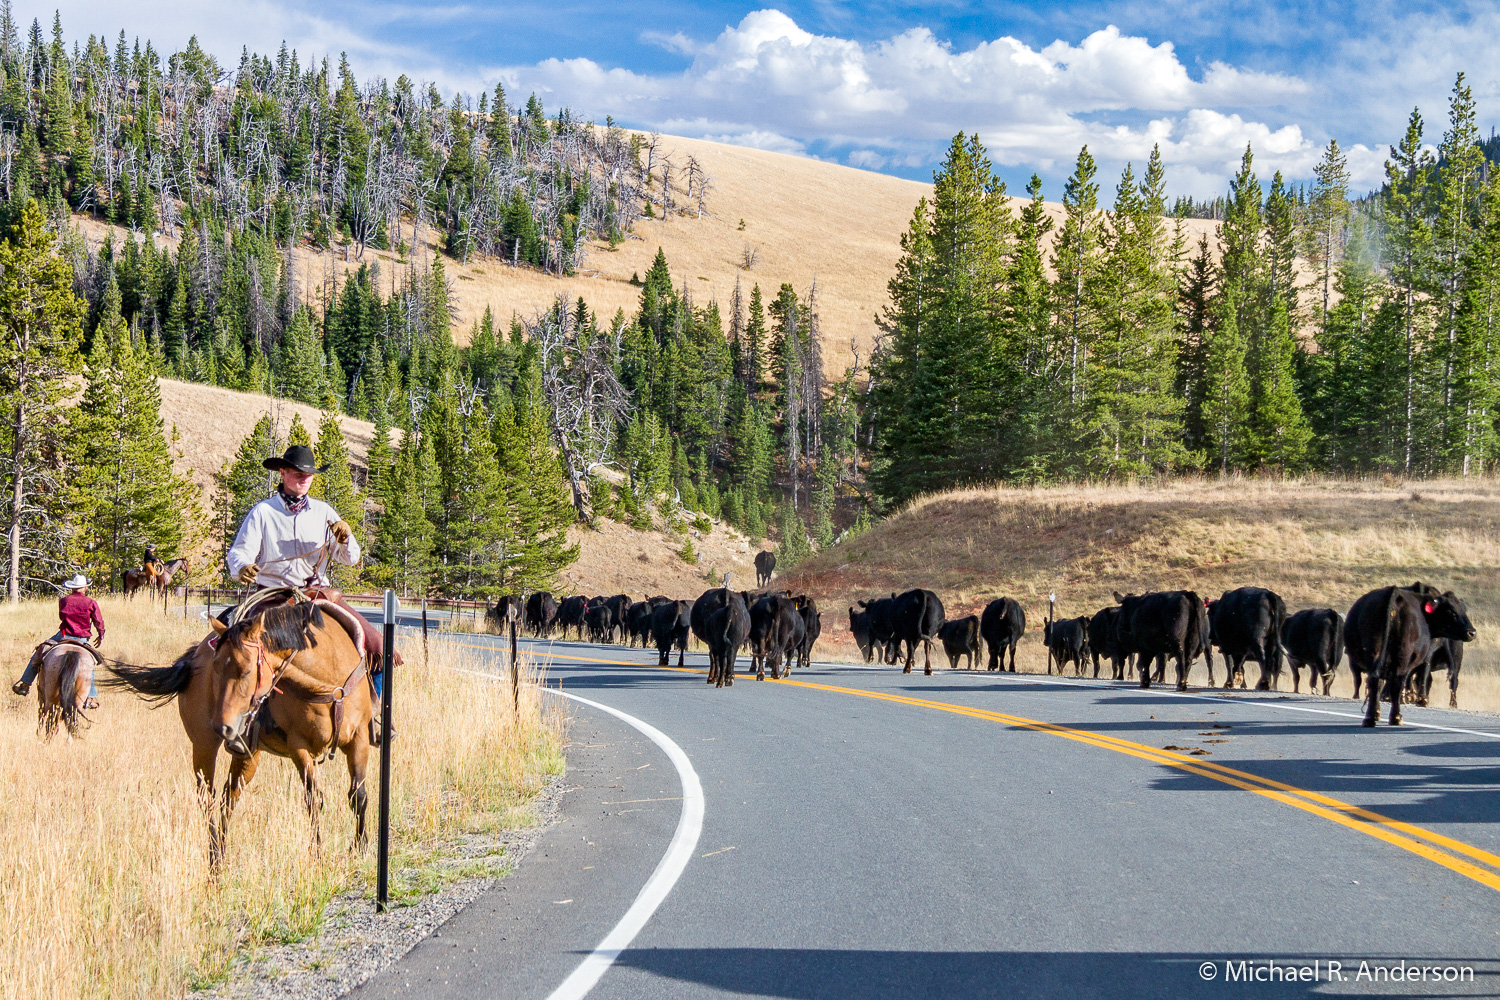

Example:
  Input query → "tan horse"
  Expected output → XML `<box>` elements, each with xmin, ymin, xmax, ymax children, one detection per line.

<box><xmin>37</xmin><ymin>642</ymin><xmax>97</xmax><ymax>740</ymax></box>
<box><xmin>108</xmin><ymin>600</ymin><xmax>372</xmax><ymax>868</ymax></box>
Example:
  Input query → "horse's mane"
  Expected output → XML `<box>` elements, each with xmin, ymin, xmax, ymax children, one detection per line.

<box><xmin>226</xmin><ymin>602</ymin><xmax>324</xmax><ymax>654</ymax></box>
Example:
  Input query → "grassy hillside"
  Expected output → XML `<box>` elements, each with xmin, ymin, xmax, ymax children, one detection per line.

<box><xmin>81</xmin><ymin>133</ymin><xmax>1221</xmax><ymax>377</ymax></box>
<box><xmin>781</xmin><ymin>478</ymin><xmax>1500</xmax><ymax>710</ymax></box>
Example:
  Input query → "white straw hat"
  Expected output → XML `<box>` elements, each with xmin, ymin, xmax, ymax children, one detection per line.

<box><xmin>61</xmin><ymin>573</ymin><xmax>89</xmax><ymax>591</ymax></box>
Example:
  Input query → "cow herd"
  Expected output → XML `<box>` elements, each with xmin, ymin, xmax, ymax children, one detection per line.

<box><xmin>498</xmin><ymin>583</ymin><xmax>822</xmax><ymax>686</ymax></box>
<box><xmin>493</xmin><ymin>578</ymin><xmax>1477</xmax><ymax>727</ymax></box>
<box><xmin>844</xmin><ymin>581</ymin><xmax>1476</xmax><ymax>726</ymax></box>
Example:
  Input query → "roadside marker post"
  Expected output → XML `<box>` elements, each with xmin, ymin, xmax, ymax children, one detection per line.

<box><xmin>376</xmin><ymin>589</ymin><xmax>398</xmax><ymax>914</ymax></box>
<box><xmin>510</xmin><ymin>619</ymin><xmax>520</xmax><ymax>717</ymax></box>
<box><xmin>421</xmin><ymin>596</ymin><xmax>429</xmax><ymax>666</ymax></box>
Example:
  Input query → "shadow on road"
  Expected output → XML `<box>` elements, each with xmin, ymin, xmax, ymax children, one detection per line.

<box><xmin>609</xmin><ymin>948</ymin><xmax>1498</xmax><ymax>998</ymax></box>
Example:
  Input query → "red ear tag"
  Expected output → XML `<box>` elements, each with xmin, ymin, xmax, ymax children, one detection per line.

<box><xmin>1424</xmin><ymin>602</ymin><xmax>1435</xmax><ymax>614</ymax></box>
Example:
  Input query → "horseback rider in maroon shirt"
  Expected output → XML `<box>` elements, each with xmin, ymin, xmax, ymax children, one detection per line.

<box><xmin>12</xmin><ymin>574</ymin><xmax>105</xmax><ymax>708</ymax></box>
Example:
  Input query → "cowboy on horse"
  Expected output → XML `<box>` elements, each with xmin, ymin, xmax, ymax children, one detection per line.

<box><xmin>143</xmin><ymin>543</ymin><xmax>164</xmax><ymax>576</ymax></box>
<box><xmin>225</xmin><ymin>444</ymin><xmax>390</xmax><ymax>700</ymax></box>
<box><xmin>12</xmin><ymin>573</ymin><xmax>104</xmax><ymax>709</ymax></box>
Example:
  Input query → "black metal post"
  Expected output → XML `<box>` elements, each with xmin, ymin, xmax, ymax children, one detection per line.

<box><xmin>376</xmin><ymin>590</ymin><xmax>398</xmax><ymax>913</ymax></box>
<box><xmin>510</xmin><ymin>619</ymin><xmax>519</xmax><ymax>717</ymax></box>
<box><xmin>207</xmin><ymin>587</ymin><xmax>213</xmax><ymax>621</ymax></box>
<box><xmin>421</xmin><ymin>596</ymin><xmax>429</xmax><ymax>665</ymax></box>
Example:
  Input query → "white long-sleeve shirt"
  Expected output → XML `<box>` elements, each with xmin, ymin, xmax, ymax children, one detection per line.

<box><xmin>226</xmin><ymin>492</ymin><xmax>360</xmax><ymax>589</ymax></box>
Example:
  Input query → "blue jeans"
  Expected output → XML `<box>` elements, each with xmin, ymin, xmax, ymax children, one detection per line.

<box><xmin>21</xmin><ymin>633</ymin><xmax>97</xmax><ymax>697</ymax></box>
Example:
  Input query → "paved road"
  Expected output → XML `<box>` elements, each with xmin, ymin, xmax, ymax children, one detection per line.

<box><xmin>354</xmin><ymin>624</ymin><xmax>1500</xmax><ymax>999</ymax></box>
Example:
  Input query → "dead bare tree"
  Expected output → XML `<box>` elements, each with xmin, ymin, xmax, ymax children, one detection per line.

<box><xmin>529</xmin><ymin>295</ymin><xmax>631</xmax><ymax>522</ymax></box>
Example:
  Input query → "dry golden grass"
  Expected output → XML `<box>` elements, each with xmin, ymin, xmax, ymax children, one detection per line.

<box><xmin>158</xmin><ymin>379</ymin><xmax>385</xmax><ymax>496</ymax></box>
<box><xmin>0</xmin><ymin>595</ymin><xmax>563</xmax><ymax>1000</ymax></box>
<box><xmin>563</xmin><ymin>516</ymin><xmax>766</xmax><ymax>599</ymax></box>
<box><xmin>785</xmin><ymin>477</ymin><xmax>1500</xmax><ymax>712</ymax></box>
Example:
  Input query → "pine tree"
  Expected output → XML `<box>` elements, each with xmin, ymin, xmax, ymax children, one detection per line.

<box><xmin>1384</xmin><ymin>108</ymin><xmax>1436</xmax><ymax>472</ymax></box>
<box><xmin>1052</xmin><ymin>146</ymin><xmax>1102</xmax><ymax>410</ymax></box>
<box><xmin>1201</xmin><ymin>286</ymin><xmax>1251</xmax><ymax>474</ymax></box>
<box><xmin>311</xmin><ymin>410</ymin><xmax>361</xmax><ymax>588</ymax></box>
<box><xmin>0</xmin><ymin>203</ymin><xmax>86</xmax><ymax>600</ymax></box>
<box><xmin>1434</xmin><ymin>73</ymin><xmax>1485</xmax><ymax>469</ymax></box>
<box><xmin>1304</xmin><ymin>140</ymin><xmax>1350</xmax><ymax>337</ymax></box>
<box><xmin>1247</xmin><ymin>295</ymin><xmax>1312</xmax><ymax>470</ymax></box>
<box><xmin>214</xmin><ymin>413</ymin><xmax>279</xmax><ymax>581</ymax></box>
<box><xmin>68</xmin><ymin>278</ymin><xmax>199</xmax><ymax>585</ymax></box>
<box><xmin>369</xmin><ymin>435</ymin><xmax>434</xmax><ymax>597</ymax></box>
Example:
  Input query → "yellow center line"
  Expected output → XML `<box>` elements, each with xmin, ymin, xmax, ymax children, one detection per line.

<box><xmin>448</xmin><ymin>639</ymin><xmax>1500</xmax><ymax>893</ymax></box>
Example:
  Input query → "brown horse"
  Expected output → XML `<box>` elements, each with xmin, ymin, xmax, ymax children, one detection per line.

<box><xmin>107</xmin><ymin>599</ymin><xmax>372</xmax><ymax>868</ymax></box>
<box><xmin>122</xmin><ymin>563</ymin><xmax>161</xmax><ymax>598</ymax></box>
<box><xmin>37</xmin><ymin>642</ymin><xmax>97</xmax><ymax>740</ymax></box>
<box><xmin>158</xmin><ymin>556</ymin><xmax>192</xmax><ymax>589</ymax></box>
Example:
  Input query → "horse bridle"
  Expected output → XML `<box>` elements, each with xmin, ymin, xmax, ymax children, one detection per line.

<box><xmin>227</xmin><ymin>633</ymin><xmax>366</xmax><ymax>759</ymax></box>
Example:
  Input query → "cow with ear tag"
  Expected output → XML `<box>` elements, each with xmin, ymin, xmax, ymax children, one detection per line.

<box><xmin>1345</xmin><ymin>582</ymin><xmax>1476</xmax><ymax>727</ymax></box>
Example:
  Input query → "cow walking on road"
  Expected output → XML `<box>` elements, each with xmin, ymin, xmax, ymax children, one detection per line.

<box><xmin>1043</xmin><ymin>616</ymin><xmax>1090</xmax><ymax>676</ymax></box>
<box><xmin>1345</xmin><ymin>583</ymin><xmax>1475</xmax><ymax>726</ymax></box>
<box><xmin>691</xmin><ymin>585</ymin><xmax>752</xmax><ymax>688</ymax></box>
<box><xmin>1282</xmin><ymin>608</ymin><xmax>1343</xmax><ymax>696</ymax></box>
<box><xmin>939</xmin><ymin>615</ymin><xmax>980</xmax><ymax>670</ymax></box>
<box><xmin>1207</xmin><ymin>587</ymin><xmax>1287</xmax><ymax>690</ymax></box>
<box><xmin>1115</xmin><ymin>590</ymin><xmax>1212</xmax><ymax>691</ymax></box>
<box><xmin>980</xmin><ymin>598</ymin><xmax>1025</xmax><ymax>672</ymax></box>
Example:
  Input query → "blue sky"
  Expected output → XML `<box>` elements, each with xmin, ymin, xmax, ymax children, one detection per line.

<box><xmin>41</xmin><ymin>1</ymin><xmax>1500</xmax><ymax>196</ymax></box>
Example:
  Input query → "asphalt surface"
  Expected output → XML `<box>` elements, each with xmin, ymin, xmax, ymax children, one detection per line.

<box><xmin>362</xmin><ymin>621</ymin><xmax>1500</xmax><ymax>999</ymax></box>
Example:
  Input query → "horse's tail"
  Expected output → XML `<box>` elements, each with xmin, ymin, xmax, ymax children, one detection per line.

<box><xmin>55</xmin><ymin>649</ymin><xmax>95</xmax><ymax>735</ymax></box>
<box><xmin>104</xmin><ymin>644</ymin><xmax>198</xmax><ymax>706</ymax></box>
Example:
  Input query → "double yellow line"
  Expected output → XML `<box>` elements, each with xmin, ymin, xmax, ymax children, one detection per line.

<box><xmin>458</xmin><ymin>639</ymin><xmax>1500</xmax><ymax>895</ymax></box>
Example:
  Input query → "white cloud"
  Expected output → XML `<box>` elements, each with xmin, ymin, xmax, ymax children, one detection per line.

<box><xmin>44</xmin><ymin>2</ymin><xmax>1427</xmax><ymax>194</ymax></box>
<box><xmin>490</xmin><ymin>11</ymin><xmax>1322</xmax><ymax>193</ymax></box>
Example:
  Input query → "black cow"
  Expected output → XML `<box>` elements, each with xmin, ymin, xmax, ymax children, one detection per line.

<box><xmin>1282</xmin><ymin>608</ymin><xmax>1343</xmax><ymax>696</ymax></box>
<box><xmin>980</xmin><ymin>598</ymin><xmax>1026</xmax><ymax>672</ymax></box>
<box><xmin>488</xmin><ymin>594</ymin><xmax>523</xmax><ymax>632</ymax></box>
<box><xmin>848</xmin><ymin>607</ymin><xmax>875</xmax><ymax>663</ymax></box>
<box><xmin>886</xmin><ymin>589</ymin><xmax>945</xmax><ymax>675</ymax></box>
<box><xmin>749</xmin><ymin>594</ymin><xmax>805</xmax><ymax>680</ymax></box>
<box><xmin>601</xmin><ymin>594</ymin><xmax>632</xmax><ymax>642</ymax></box>
<box><xmin>691</xmin><ymin>587</ymin><xmax>752</xmax><ymax>687</ymax></box>
<box><xmin>524</xmin><ymin>592</ymin><xmax>558</xmax><ymax>637</ymax></box>
<box><xmin>625</xmin><ymin>600</ymin><xmax>657</xmax><ymax>647</ymax></box>
<box><xmin>857</xmin><ymin>594</ymin><xmax>901</xmax><ymax>664</ymax></box>
<box><xmin>1207</xmin><ymin>587</ymin><xmax>1287</xmax><ymax>690</ymax></box>
<box><xmin>1114</xmin><ymin>590</ymin><xmax>1212</xmax><ymax>691</ymax></box>
<box><xmin>939</xmin><ymin>615</ymin><xmax>980</xmax><ymax>670</ymax></box>
<box><xmin>1088</xmin><ymin>606</ymin><xmax>1128</xmax><ymax>680</ymax></box>
<box><xmin>795</xmin><ymin>597</ymin><xmax>822</xmax><ymax>671</ymax></box>
<box><xmin>555</xmin><ymin>595</ymin><xmax>589</xmax><ymax>640</ymax></box>
<box><xmin>1345</xmin><ymin>583</ymin><xmax>1475</xmax><ymax>726</ymax></box>
<box><xmin>1409</xmin><ymin>638</ymin><xmax>1464</xmax><ymax>709</ymax></box>
<box><xmin>651</xmin><ymin>600</ymin><xmax>693</xmax><ymax>667</ymax></box>
<box><xmin>584</xmin><ymin>601</ymin><xmax>615</xmax><ymax>644</ymax></box>
<box><xmin>755</xmin><ymin>550</ymin><xmax>777</xmax><ymax>587</ymax></box>
<box><xmin>1043</xmin><ymin>615</ymin><xmax>1090</xmax><ymax>676</ymax></box>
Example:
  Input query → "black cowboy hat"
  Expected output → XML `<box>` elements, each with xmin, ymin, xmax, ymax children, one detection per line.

<box><xmin>262</xmin><ymin>444</ymin><xmax>328</xmax><ymax>475</ymax></box>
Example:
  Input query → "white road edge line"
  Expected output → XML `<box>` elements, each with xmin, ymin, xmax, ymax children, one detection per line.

<box><xmin>541</xmin><ymin>686</ymin><xmax>705</xmax><ymax>1000</ymax></box>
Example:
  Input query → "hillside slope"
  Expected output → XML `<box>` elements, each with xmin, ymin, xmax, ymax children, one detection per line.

<box><xmin>779</xmin><ymin>479</ymin><xmax>1500</xmax><ymax>708</ymax></box>
<box><xmin>80</xmin><ymin>133</ymin><xmax>1220</xmax><ymax>376</ymax></box>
